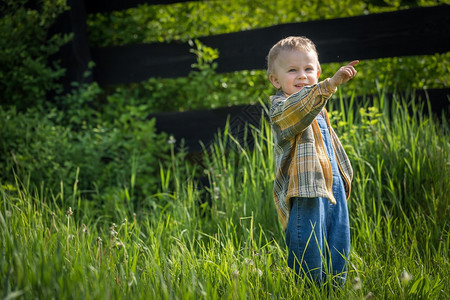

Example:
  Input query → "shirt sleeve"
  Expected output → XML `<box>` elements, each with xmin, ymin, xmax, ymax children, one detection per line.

<box><xmin>270</xmin><ymin>78</ymin><xmax>337</xmax><ymax>141</ymax></box>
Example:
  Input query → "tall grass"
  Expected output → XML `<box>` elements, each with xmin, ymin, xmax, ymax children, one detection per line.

<box><xmin>1</xmin><ymin>92</ymin><xmax>449</xmax><ymax>299</ymax></box>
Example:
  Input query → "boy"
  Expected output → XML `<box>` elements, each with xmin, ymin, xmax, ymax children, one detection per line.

<box><xmin>267</xmin><ymin>36</ymin><xmax>358</xmax><ymax>285</ymax></box>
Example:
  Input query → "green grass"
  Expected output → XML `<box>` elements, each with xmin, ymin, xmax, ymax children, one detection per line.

<box><xmin>1</xmin><ymin>92</ymin><xmax>449</xmax><ymax>299</ymax></box>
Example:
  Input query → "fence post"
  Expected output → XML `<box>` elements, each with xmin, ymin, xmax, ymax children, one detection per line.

<box><xmin>50</xmin><ymin>0</ymin><xmax>92</xmax><ymax>93</ymax></box>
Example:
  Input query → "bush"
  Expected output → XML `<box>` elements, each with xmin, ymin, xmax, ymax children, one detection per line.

<box><xmin>0</xmin><ymin>104</ymin><xmax>174</xmax><ymax>218</ymax></box>
<box><xmin>0</xmin><ymin>0</ymin><xmax>71</xmax><ymax>110</ymax></box>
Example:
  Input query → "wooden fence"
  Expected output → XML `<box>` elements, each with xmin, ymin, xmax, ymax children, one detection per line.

<box><xmin>49</xmin><ymin>1</ymin><xmax>449</xmax><ymax>151</ymax></box>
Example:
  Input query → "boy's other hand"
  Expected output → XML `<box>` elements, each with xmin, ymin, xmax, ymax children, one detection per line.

<box><xmin>329</xmin><ymin>60</ymin><xmax>359</xmax><ymax>89</ymax></box>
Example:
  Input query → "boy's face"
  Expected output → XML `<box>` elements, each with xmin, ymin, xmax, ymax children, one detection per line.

<box><xmin>269</xmin><ymin>49</ymin><xmax>321</xmax><ymax>97</ymax></box>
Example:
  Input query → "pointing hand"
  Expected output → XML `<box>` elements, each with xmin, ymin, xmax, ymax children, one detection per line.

<box><xmin>329</xmin><ymin>60</ymin><xmax>359</xmax><ymax>89</ymax></box>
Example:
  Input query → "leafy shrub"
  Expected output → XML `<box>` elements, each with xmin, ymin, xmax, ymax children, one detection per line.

<box><xmin>0</xmin><ymin>103</ymin><xmax>174</xmax><ymax>217</ymax></box>
<box><xmin>0</xmin><ymin>0</ymin><xmax>71</xmax><ymax>110</ymax></box>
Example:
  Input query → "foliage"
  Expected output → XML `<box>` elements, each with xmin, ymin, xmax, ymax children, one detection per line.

<box><xmin>87</xmin><ymin>0</ymin><xmax>448</xmax><ymax>47</ymax></box>
<box><xmin>1</xmin><ymin>95</ymin><xmax>449</xmax><ymax>298</ymax></box>
<box><xmin>0</xmin><ymin>101</ymin><xmax>174</xmax><ymax>219</ymax></box>
<box><xmin>0</xmin><ymin>0</ymin><xmax>71</xmax><ymax>110</ymax></box>
<box><xmin>0</xmin><ymin>1</ymin><xmax>179</xmax><ymax>217</ymax></box>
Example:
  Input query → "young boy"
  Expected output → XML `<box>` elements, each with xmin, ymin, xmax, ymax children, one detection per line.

<box><xmin>267</xmin><ymin>36</ymin><xmax>358</xmax><ymax>285</ymax></box>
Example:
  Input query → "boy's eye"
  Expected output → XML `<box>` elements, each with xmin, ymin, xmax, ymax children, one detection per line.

<box><xmin>288</xmin><ymin>69</ymin><xmax>296</xmax><ymax>72</ymax></box>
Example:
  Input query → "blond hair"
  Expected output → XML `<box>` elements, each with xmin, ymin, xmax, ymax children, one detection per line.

<box><xmin>266</xmin><ymin>36</ymin><xmax>320</xmax><ymax>76</ymax></box>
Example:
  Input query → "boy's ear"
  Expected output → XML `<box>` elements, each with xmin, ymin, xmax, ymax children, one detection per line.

<box><xmin>269</xmin><ymin>74</ymin><xmax>281</xmax><ymax>89</ymax></box>
<box><xmin>316</xmin><ymin>70</ymin><xmax>321</xmax><ymax>79</ymax></box>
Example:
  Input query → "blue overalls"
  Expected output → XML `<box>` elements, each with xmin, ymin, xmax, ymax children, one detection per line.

<box><xmin>285</xmin><ymin>110</ymin><xmax>351</xmax><ymax>285</ymax></box>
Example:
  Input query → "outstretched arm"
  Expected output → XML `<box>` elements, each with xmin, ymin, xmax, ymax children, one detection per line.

<box><xmin>270</xmin><ymin>80</ymin><xmax>336</xmax><ymax>141</ymax></box>
<box><xmin>328</xmin><ymin>60</ymin><xmax>359</xmax><ymax>90</ymax></box>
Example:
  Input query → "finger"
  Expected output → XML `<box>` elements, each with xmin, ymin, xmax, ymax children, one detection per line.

<box><xmin>348</xmin><ymin>70</ymin><xmax>355</xmax><ymax>79</ymax></box>
<box><xmin>348</xmin><ymin>60</ymin><xmax>359</xmax><ymax>67</ymax></box>
<box><xmin>347</xmin><ymin>64</ymin><xmax>357</xmax><ymax>74</ymax></box>
<box><xmin>344</xmin><ymin>67</ymin><xmax>356</xmax><ymax>78</ymax></box>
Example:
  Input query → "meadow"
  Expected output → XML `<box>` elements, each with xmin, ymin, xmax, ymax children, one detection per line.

<box><xmin>1</xmin><ymin>92</ymin><xmax>448</xmax><ymax>299</ymax></box>
<box><xmin>1</xmin><ymin>1</ymin><xmax>449</xmax><ymax>298</ymax></box>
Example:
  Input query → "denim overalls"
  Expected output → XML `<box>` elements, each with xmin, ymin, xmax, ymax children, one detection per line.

<box><xmin>285</xmin><ymin>110</ymin><xmax>351</xmax><ymax>285</ymax></box>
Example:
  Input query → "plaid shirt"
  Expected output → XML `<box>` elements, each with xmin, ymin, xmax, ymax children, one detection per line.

<box><xmin>270</xmin><ymin>79</ymin><xmax>353</xmax><ymax>230</ymax></box>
